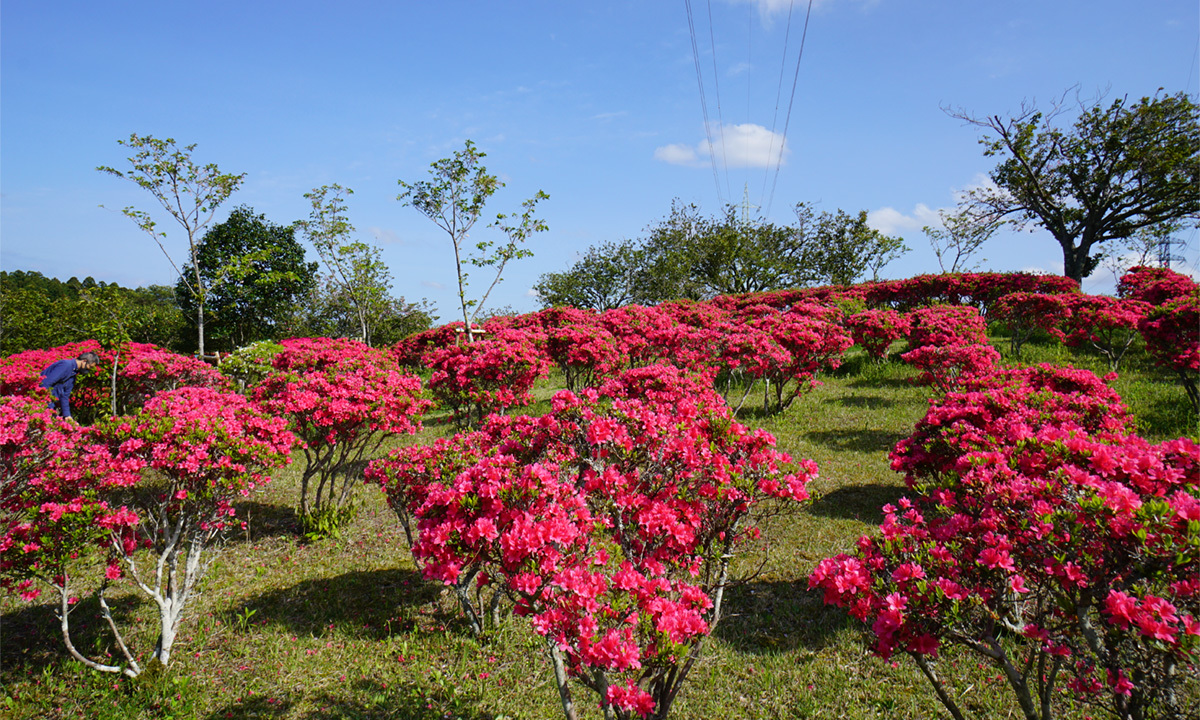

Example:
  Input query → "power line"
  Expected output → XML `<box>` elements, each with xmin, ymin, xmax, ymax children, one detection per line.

<box><xmin>765</xmin><ymin>0</ymin><xmax>814</xmax><ymax>218</ymax></box>
<box><xmin>706</xmin><ymin>0</ymin><xmax>732</xmax><ymax>200</ymax></box>
<box><xmin>684</xmin><ymin>0</ymin><xmax>725</xmax><ymax>206</ymax></box>
<box><xmin>759</xmin><ymin>0</ymin><xmax>797</xmax><ymax>214</ymax></box>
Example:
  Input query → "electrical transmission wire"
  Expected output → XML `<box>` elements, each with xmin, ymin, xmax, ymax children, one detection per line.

<box><xmin>706</xmin><ymin>0</ymin><xmax>732</xmax><ymax>200</ymax></box>
<box><xmin>684</xmin><ymin>0</ymin><xmax>725</xmax><ymax>206</ymax></box>
<box><xmin>765</xmin><ymin>0</ymin><xmax>814</xmax><ymax>218</ymax></box>
<box><xmin>759</xmin><ymin>0</ymin><xmax>797</xmax><ymax>214</ymax></box>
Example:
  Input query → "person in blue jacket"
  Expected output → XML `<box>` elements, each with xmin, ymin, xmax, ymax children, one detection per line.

<box><xmin>39</xmin><ymin>351</ymin><xmax>100</xmax><ymax>419</ymax></box>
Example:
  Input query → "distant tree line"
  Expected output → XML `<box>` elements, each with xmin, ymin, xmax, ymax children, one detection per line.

<box><xmin>1</xmin><ymin>204</ymin><xmax>436</xmax><ymax>357</ymax></box>
<box><xmin>534</xmin><ymin>201</ymin><xmax>910</xmax><ymax>310</ymax></box>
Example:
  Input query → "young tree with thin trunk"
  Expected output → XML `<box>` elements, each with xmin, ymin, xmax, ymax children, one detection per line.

<box><xmin>923</xmin><ymin>207</ymin><xmax>992</xmax><ymax>273</ymax></box>
<box><xmin>98</xmin><ymin>134</ymin><xmax>246</xmax><ymax>357</ymax></box>
<box><xmin>296</xmin><ymin>185</ymin><xmax>394</xmax><ymax>346</ymax></box>
<box><xmin>397</xmin><ymin>140</ymin><xmax>549</xmax><ymax>342</ymax></box>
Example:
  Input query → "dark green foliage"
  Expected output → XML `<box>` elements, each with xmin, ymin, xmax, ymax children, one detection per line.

<box><xmin>175</xmin><ymin>206</ymin><xmax>318</xmax><ymax>352</ymax></box>
<box><xmin>1</xmin><ymin>273</ymin><xmax>184</xmax><ymax>355</ymax></box>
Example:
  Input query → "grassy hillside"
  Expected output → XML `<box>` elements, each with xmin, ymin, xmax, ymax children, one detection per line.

<box><xmin>1</xmin><ymin>337</ymin><xmax>1195</xmax><ymax>720</ymax></box>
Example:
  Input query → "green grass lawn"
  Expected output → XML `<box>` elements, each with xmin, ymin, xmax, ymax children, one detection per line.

<box><xmin>2</xmin><ymin>339</ymin><xmax>1195</xmax><ymax>720</ymax></box>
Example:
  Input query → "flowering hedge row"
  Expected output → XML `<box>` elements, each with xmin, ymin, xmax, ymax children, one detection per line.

<box><xmin>0</xmin><ymin>341</ymin><xmax>228</xmax><ymax>421</ymax></box>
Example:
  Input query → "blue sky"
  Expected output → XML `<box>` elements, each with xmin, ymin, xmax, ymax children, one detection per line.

<box><xmin>3</xmin><ymin>0</ymin><xmax>1197</xmax><ymax>319</ymax></box>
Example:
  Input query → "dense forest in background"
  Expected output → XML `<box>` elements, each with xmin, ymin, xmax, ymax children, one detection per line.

<box><xmin>0</xmin><ymin>269</ymin><xmax>435</xmax><ymax>357</ymax></box>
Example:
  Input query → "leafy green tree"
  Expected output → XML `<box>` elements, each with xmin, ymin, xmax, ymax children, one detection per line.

<box><xmin>534</xmin><ymin>201</ymin><xmax>907</xmax><ymax>308</ymax></box>
<box><xmin>951</xmin><ymin>90</ymin><xmax>1200</xmax><ymax>283</ymax></box>
<box><xmin>397</xmin><ymin>140</ymin><xmax>549</xmax><ymax>341</ymax></box>
<box><xmin>534</xmin><ymin>238</ymin><xmax>645</xmax><ymax>310</ymax></box>
<box><xmin>297</xmin><ymin>185</ymin><xmax>395</xmax><ymax>346</ymax></box>
<box><xmin>174</xmin><ymin>206</ymin><xmax>317</xmax><ymax>352</ymax></box>
<box><xmin>804</xmin><ymin>204</ymin><xmax>909</xmax><ymax>285</ymax></box>
<box><xmin>372</xmin><ymin>298</ymin><xmax>438</xmax><ymax>346</ymax></box>
<box><xmin>98</xmin><ymin>134</ymin><xmax>246</xmax><ymax>356</ymax></box>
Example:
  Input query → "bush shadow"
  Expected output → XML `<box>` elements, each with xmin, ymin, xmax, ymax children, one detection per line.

<box><xmin>803</xmin><ymin>428</ymin><xmax>906</xmax><ymax>455</ymax></box>
<box><xmin>809</xmin><ymin>484</ymin><xmax>908</xmax><ymax>525</ymax></box>
<box><xmin>846</xmin><ymin>375</ymin><xmax>915</xmax><ymax>389</ymax></box>
<box><xmin>713</xmin><ymin>580</ymin><xmax>857</xmax><ymax>656</ymax></box>
<box><xmin>233</xmin><ymin>500</ymin><xmax>302</xmax><ymax>540</ymax></box>
<box><xmin>1</xmin><ymin>593</ymin><xmax>144</xmax><ymax>676</ymax></box>
<box><xmin>824</xmin><ymin>394</ymin><xmax>897</xmax><ymax>410</ymax></box>
<box><xmin>205</xmin><ymin>678</ymin><xmax>496</xmax><ymax>720</ymax></box>
<box><xmin>226</xmin><ymin>568</ymin><xmax>442</xmax><ymax>641</ymax></box>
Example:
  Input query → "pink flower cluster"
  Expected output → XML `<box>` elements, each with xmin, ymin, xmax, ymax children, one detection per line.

<box><xmin>1136</xmin><ymin>289</ymin><xmax>1200</xmax><ymax>411</ymax></box>
<box><xmin>811</xmin><ymin>361</ymin><xmax>1199</xmax><ymax>720</ymax></box>
<box><xmin>256</xmin><ymin>337</ymin><xmax>429</xmax><ymax>445</ymax></box>
<box><xmin>899</xmin><ymin>305</ymin><xmax>998</xmax><ymax>390</ymax></box>
<box><xmin>368</xmin><ymin>367</ymin><xmax>816</xmax><ymax>718</ymax></box>
<box><xmin>424</xmin><ymin>328</ymin><xmax>551</xmax><ymax>427</ymax></box>
<box><xmin>114</xmin><ymin>342</ymin><xmax>230</xmax><ymax>411</ymax></box>
<box><xmin>0</xmin><ymin>395</ymin><xmax>142</xmax><ymax>600</ymax></box>
<box><xmin>1118</xmin><ymin>266</ymin><xmax>1199</xmax><ymax>306</ymax></box>
<box><xmin>844</xmin><ymin>309</ymin><xmax>910</xmax><ymax>360</ymax></box>
<box><xmin>0</xmin><ymin>341</ymin><xmax>230</xmax><ymax>420</ymax></box>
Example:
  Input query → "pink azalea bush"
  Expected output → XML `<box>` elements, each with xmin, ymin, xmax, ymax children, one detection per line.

<box><xmin>989</xmin><ymin>292</ymin><xmax>1074</xmax><ymax>356</ymax></box>
<box><xmin>254</xmin><ymin>337</ymin><xmax>430</xmax><ymax>534</ymax></box>
<box><xmin>1138</xmin><ymin>293</ymin><xmax>1200</xmax><ymax>412</ymax></box>
<box><xmin>811</xmin><ymin>363</ymin><xmax>1198</xmax><ymax>720</ymax></box>
<box><xmin>3</xmin><ymin>387</ymin><xmax>294</xmax><ymax>677</ymax></box>
<box><xmin>899</xmin><ymin>343</ymin><xmax>1002</xmax><ymax>393</ymax></box>
<box><xmin>714</xmin><ymin>310</ymin><xmax>852</xmax><ymax>415</ymax></box>
<box><xmin>367</xmin><ymin>375</ymin><xmax>816</xmax><ymax>720</ymax></box>
<box><xmin>1</xmin><ymin>395</ymin><xmax>141</xmax><ymax>606</ymax></box>
<box><xmin>1118</xmin><ymin>266</ymin><xmax>1199</xmax><ymax>306</ymax></box>
<box><xmin>1056</xmin><ymin>296</ymin><xmax>1152</xmax><ymax>372</ymax></box>
<box><xmin>905</xmin><ymin>305</ymin><xmax>989</xmax><ymax>351</ymax></box>
<box><xmin>845</xmin><ymin>309</ymin><xmax>911</xmax><ymax>360</ymax></box>
<box><xmin>424</xmin><ymin>328</ymin><xmax>550</xmax><ymax>428</ymax></box>
<box><xmin>112</xmin><ymin>342</ymin><xmax>231</xmax><ymax>412</ymax></box>
<box><xmin>542</xmin><ymin>322</ymin><xmax>626</xmax><ymax>392</ymax></box>
<box><xmin>596</xmin><ymin>305</ymin><xmax>682</xmax><ymax>369</ymax></box>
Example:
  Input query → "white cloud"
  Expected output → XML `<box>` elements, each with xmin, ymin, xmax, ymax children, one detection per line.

<box><xmin>727</xmin><ymin>61</ymin><xmax>751</xmax><ymax>77</ymax></box>
<box><xmin>421</xmin><ymin>280</ymin><xmax>445</xmax><ymax>291</ymax></box>
<box><xmin>655</xmin><ymin>123</ymin><xmax>788</xmax><ymax>169</ymax></box>
<box><xmin>868</xmin><ymin>203</ymin><xmax>940</xmax><ymax>235</ymax></box>
<box><xmin>723</xmin><ymin>0</ymin><xmax>849</xmax><ymax>23</ymax></box>
<box><xmin>653</xmin><ymin>143</ymin><xmax>701</xmax><ymax>166</ymax></box>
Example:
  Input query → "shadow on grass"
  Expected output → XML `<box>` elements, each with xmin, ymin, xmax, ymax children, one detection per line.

<box><xmin>233</xmin><ymin>500</ymin><xmax>302</xmax><ymax>540</ymax></box>
<box><xmin>714</xmin><ymin>580</ymin><xmax>857</xmax><ymax>656</ymax></box>
<box><xmin>1</xmin><ymin>593</ymin><xmax>144</xmax><ymax>677</ymax></box>
<box><xmin>205</xmin><ymin>678</ymin><xmax>496</xmax><ymax>720</ymax></box>
<box><xmin>802</xmin><ymin>428</ymin><xmax>906</xmax><ymax>454</ymax></box>
<box><xmin>809</xmin><ymin>484</ymin><xmax>908</xmax><ymax>525</ymax></box>
<box><xmin>824</xmin><ymin>394</ymin><xmax>898</xmax><ymax>410</ymax></box>
<box><xmin>846</xmin><ymin>375</ymin><xmax>915</xmax><ymax>389</ymax></box>
<box><xmin>226</xmin><ymin>568</ymin><xmax>442</xmax><ymax>641</ymax></box>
